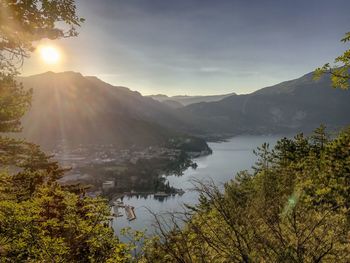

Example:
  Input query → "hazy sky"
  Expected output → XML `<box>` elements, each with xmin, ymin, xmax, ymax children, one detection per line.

<box><xmin>22</xmin><ymin>0</ymin><xmax>350</xmax><ymax>96</ymax></box>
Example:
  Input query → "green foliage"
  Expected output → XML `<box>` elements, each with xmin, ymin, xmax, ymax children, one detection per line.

<box><xmin>0</xmin><ymin>75</ymin><xmax>31</xmax><ymax>132</ymax></box>
<box><xmin>142</xmin><ymin>127</ymin><xmax>350</xmax><ymax>262</ymax></box>
<box><xmin>0</xmin><ymin>180</ymin><xmax>128</xmax><ymax>262</ymax></box>
<box><xmin>315</xmin><ymin>31</ymin><xmax>350</xmax><ymax>89</ymax></box>
<box><xmin>0</xmin><ymin>1</ymin><xmax>132</xmax><ymax>262</ymax></box>
<box><xmin>0</xmin><ymin>158</ymin><xmax>131</xmax><ymax>262</ymax></box>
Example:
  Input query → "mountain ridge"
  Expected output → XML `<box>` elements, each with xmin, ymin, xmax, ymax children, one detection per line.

<box><xmin>179</xmin><ymin>71</ymin><xmax>350</xmax><ymax>135</ymax></box>
<box><xmin>18</xmin><ymin>70</ymin><xmax>350</xmax><ymax>147</ymax></box>
<box><xmin>148</xmin><ymin>92</ymin><xmax>237</xmax><ymax>106</ymax></box>
<box><xmin>17</xmin><ymin>72</ymin><xmax>203</xmax><ymax>150</ymax></box>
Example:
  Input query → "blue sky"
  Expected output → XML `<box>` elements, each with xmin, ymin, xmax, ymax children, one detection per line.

<box><xmin>23</xmin><ymin>0</ymin><xmax>350</xmax><ymax>95</ymax></box>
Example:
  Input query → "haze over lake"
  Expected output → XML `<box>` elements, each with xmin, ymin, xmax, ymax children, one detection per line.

<box><xmin>112</xmin><ymin>135</ymin><xmax>284</xmax><ymax>234</ymax></box>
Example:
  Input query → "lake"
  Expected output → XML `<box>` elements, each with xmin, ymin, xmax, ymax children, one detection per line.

<box><xmin>112</xmin><ymin>135</ymin><xmax>284</xmax><ymax>236</ymax></box>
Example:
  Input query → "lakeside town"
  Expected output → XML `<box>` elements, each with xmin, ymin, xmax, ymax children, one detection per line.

<box><xmin>52</xmin><ymin>137</ymin><xmax>212</xmax><ymax>200</ymax></box>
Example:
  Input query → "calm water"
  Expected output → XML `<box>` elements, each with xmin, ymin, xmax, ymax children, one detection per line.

<box><xmin>112</xmin><ymin>135</ymin><xmax>283</xmax><ymax>235</ymax></box>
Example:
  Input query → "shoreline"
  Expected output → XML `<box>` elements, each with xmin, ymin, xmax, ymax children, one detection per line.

<box><xmin>111</xmin><ymin>189</ymin><xmax>185</xmax><ymax>201</ymax></box>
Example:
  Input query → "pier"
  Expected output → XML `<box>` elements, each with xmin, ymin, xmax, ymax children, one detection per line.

<box><xmin>125</xmin><ymin>205</ymin><xmax>136</xmax><ymax>221</ymax></box>
<box><xmin>110</xmin><ymin>200</ymin><xmax>136</xmax><ymax>220</ymax></box>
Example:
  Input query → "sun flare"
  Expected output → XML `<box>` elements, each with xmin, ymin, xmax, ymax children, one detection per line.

<box><xmin>39</xmin><ymin>46</ymin><xmax>60</xmax><ymax>64</ymax></box>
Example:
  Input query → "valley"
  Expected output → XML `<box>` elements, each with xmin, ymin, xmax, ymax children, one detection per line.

<box><xmin>3</xmin><ymin>1</ymin><xmax>350</xmax><ymax>261</ymax></box>
<box><xmin>17</xmin><ymin>70</ymin><xmax>350</xmax><ymax>202</ymax></box>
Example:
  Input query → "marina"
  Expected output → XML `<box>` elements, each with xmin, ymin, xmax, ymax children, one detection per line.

<box><xmin>125</xmin><ymin>205</ymin><xmax>136</xmax><ymax>221</ymax></box>
<box><xmin>111</xmin><ymin>200</ymin><xmax>136</xmax><ymax>221</ymax></box>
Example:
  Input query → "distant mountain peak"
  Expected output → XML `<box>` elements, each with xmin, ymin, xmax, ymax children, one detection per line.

<box><xmin>22</xmin><ymin>71</ymin><xmax>85</xmax><ymax>81</ymax></box>
<box><xmin>148</xmin><ymin>92</ymin><xmax>237</xmax><ymax>106</ymax></box>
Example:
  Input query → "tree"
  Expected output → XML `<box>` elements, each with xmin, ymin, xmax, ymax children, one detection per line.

<box><xmin>315</xmin><ymin>31</ymin><xmax>350</xmax><ymax>89</ymax></box>
<box><xmin>0</xmin><ymin>1</ymin><xmax>130</xmax><ymax>261</ymax></box>
<box><xmin>142</xmin><ymin>127</ymin><xmax>350</xmax><ymax>262</ymax></box>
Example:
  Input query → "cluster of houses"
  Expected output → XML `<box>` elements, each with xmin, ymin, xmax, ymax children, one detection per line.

<box><xmin>53</xmin><ymin>144</ymin><xmax>185</xmax><ymax>187</ymax></box>
<box><xmin>52</xmin><ymin>144</ymin><xmax>183</xmax><ymax>168</ymax></box>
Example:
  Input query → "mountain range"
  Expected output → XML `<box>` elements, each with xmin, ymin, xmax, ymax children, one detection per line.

<box><xmin>179</xmin><ymin>72</ymin><xmax>350</xmax><ymax>135</ymax></box>
<box><xmin>148</xmin><ymin>93</ymin><xmax>236</xmax><ymax>107</ymax></box>
<box><xmin>18</xmin><ymin>70</ymin><xmax>350</xmax><ymax>149</ymax></box>
<box><xmin>18</xmin><ymin>72</ymin><xmax>192</xmax><ymax>149</ymax></box>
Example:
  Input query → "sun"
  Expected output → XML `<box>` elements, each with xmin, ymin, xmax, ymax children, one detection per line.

<box><xmin>39</xmin><ymin>46</ymin><xmax>60</xmax><ymax>64</ymax></box>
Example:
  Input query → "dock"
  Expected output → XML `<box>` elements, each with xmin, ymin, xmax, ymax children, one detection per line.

<box><xmin>110</xmin><ymin>200</ymin><xmax>137</xmax><ymax>220</ymax></box>
<box><xmin>125</xmin><ymin>205</ymin><xmax>136</xmax><ymax>221</ymax></box>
